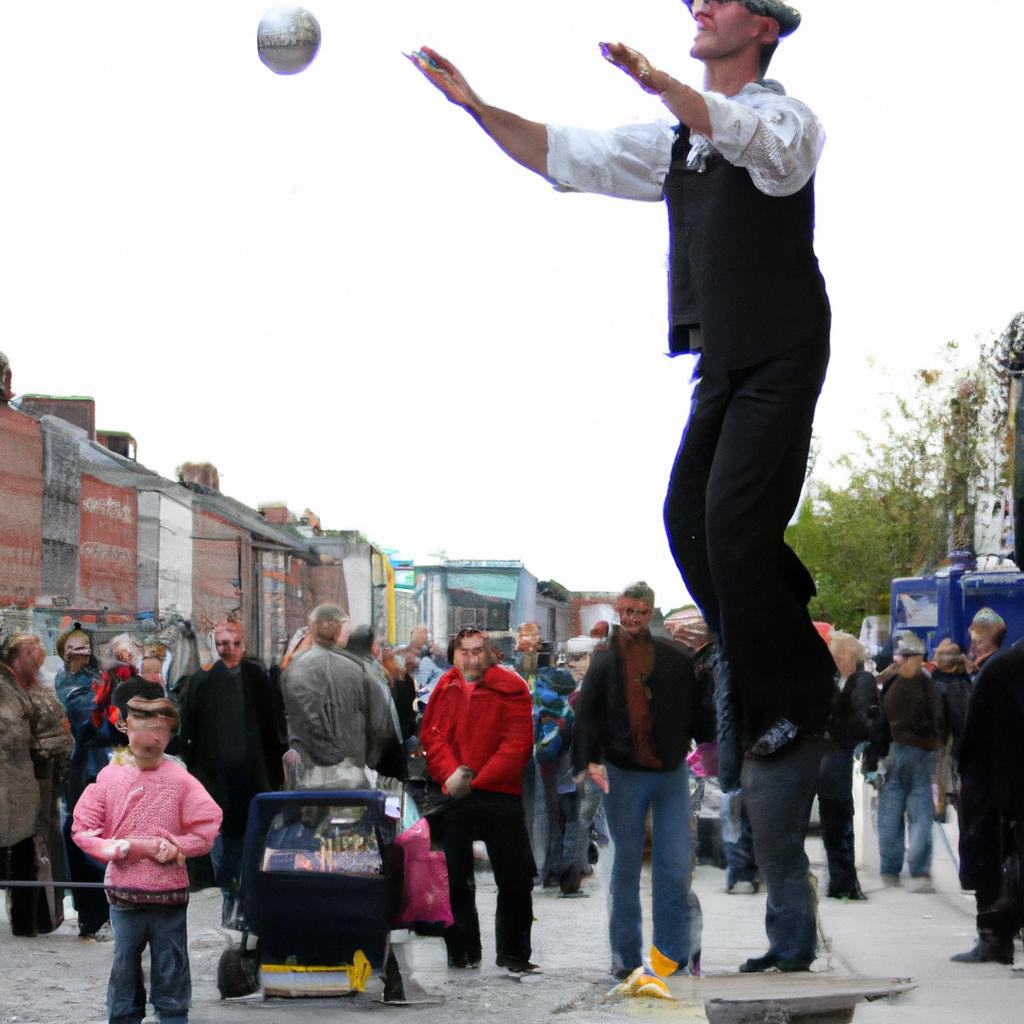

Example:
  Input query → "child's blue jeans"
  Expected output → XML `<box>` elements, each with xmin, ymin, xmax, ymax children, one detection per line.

<box><xmin>108</xmin><ymin>903</ymin><xmax>190</xmax><ymax>1024</ymax></box>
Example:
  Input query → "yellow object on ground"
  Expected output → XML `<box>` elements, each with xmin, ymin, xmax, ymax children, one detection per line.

<box><xmin>609</xmin><ymin>967</ymin><xmax>675</xmax><ymax>1000</ymax></box>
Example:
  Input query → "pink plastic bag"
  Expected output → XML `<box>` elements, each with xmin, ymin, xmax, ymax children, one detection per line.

<box><xmin>687</xmin><ymin>741</ymin><xmax>719</xmax><ymax>779</ymax></box>
<box><xmin>393</xmin><ymin>817</ymin><xmax>454</xmax><ymax>929</ymax></box>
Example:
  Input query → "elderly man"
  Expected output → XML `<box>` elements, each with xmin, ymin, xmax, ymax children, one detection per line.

<box><xmin>0</xmin><ymin>632</ymin><xmax>72</xmax><ymax>936</ymax></box>
<box><xmin>0</xmin><ymin>633</ymin><xmax>44</xmax><ymax>937</ymax></box>
<box><xmin>412</xmin><ymin>2</ymin><xmax>834</xmax><ymax>971</ymax></box>
<box><xmin>574</xmin><ymin>583</ymin><xmax>714</xmax><ymax>980</ymax></box>
<box><xmin>181</xmin><ymin>618</ymin><xmax>285</xmax><ymax>926</ymax></box>
<box><xmin>967</xmin><ymin>608</ymin><xmax>1006</xmax><ymax>679</ymax></box>
<box><xmin>409</xmin><ymin>624</ymin><xmax>445</xmax><ymax>706</ymax></box>
<box><xmin>819</xmin><ymin>632</ymin><xmax>878</xmax><ymax>901</ymax></box>
<box><xmin>54</xmin><ymin>624</ymin><xmax>115</xmax><ymax>939</ymax></box>
<box><xmin>878</xmin><ymin>633</ymin><xmax>945</xmax><ymax>892</ymax></box>
<box><xmin>953</xmin><ymin>638</ymin><xmax>1024</xmax><ymax>964</ymax></box>
<box><xmin>420</xmin><ymin>628</ymin><xmax>537</xmax><ymax>973</ymax></box>
<box><xmin>282</xmin><ymin>606</ymin><xmax>404</xmax><ymax>787</ymax></box>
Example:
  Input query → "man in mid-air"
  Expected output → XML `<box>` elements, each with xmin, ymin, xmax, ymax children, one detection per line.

<box><xmin>413</xmin><ymin>0</ymin><xmax>833</xmax><ymax>972</ymax></box>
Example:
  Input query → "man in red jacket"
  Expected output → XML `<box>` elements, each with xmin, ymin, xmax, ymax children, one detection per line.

<box><xmin>420</xmin><ymin>627</ymin><xmax>537</xmax><ymax>972</ymax></box>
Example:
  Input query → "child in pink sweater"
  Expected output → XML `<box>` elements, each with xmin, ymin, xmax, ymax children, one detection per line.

<box><xmin>73</xmin><ymin>679</ymin><xmax>222</xmax><ymax>1024</ymax></box>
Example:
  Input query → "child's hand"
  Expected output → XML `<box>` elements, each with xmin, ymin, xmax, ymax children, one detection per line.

<box><xmin>125</xmin><ymin>837</ymin><xmax>182</xmax><ymax>864</ymax></box>
<box><xmin>101</xmin><ymin>839</ymin><xmax>131</xmax><ymax>861</ymax></box>
<box><xmin>153</xmin><ymin>838</ymin><xmax>182</xmax><ymax>864</ymax></box>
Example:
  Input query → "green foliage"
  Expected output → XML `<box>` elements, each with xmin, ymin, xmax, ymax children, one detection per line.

<box><xmin>787</xmin><ymin>320</ymin><xmax>1021</xmax><ymax>633</ymax></box>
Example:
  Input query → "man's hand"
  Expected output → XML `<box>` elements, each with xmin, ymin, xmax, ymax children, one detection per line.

<box><xmin>444</xmin><ymin>765</ymin><xmax>474</xmax><ymax>799</ymax></box>
<box><xmin>599</xmin><ymin>42</ymin><xmax>670</xmax><ymax>96</ymax></box>
<box><xmin>406</xmin><ymin>44</ymin><xmax>550</xmax><ymax>179</ymax></box>
<box><xmin>587</xmin><ymin>762</ymin><xmax>610</xmax><ymax>794</ymax></box>
<box><xmin>670</xmin><ymin>618</ymin><xmax>713</xmax><ymax>653</ymax></box>
<box><xmin>408</xmin><ymin>47</ymin><xmax>484</xmax><ymax>113</ymax></box>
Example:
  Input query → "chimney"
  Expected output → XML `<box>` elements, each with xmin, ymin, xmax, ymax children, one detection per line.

<box><xmin>19</xmin><ymin>394</ymin><xmax>96</xmax><ymax>439</ymax></box>
<box><xmin>96</xmin><ymin>430</ymin><xmax>138</xmax><ymax>460</ymax></box>
<box><xmin>257</xmin><ymin>502</ymin><xmax>292</xmax><ymax>525</ymax></box>
<box><xmin>177</xmin><ymin>462</ymin><xmax>221</xmax><ymax>493</ymax></box>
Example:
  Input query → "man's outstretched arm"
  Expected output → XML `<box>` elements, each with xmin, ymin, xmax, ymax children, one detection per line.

<box><xmin>409</xmin><ymin>46</ymin><xmax>549</xmax><ymax>179</ymax></box>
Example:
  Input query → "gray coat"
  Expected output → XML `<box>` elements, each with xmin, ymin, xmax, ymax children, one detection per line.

<box><xmin>0</xmin><ymin>667</ymin><xmax>41</xmax><ymax>847</ymax></box>
<box><xmin>282</xmin><ymin>644</ymin><xmax>398</xmax><ymax>773</ymax></box>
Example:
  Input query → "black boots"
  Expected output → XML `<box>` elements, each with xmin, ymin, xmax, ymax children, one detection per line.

<box><xmin>950</xmin><ymin>930</ymin><xmax>1014</xmax><ymax>965</ymax></box>
<box><xmin>739</xmin><ymin>953</ymin><xmax>812</xmax><ymax>973</ymax></box>
<box><xmin>827</xmin><ymin>879</ymin><xmax>868</xmax><ymax>901</ymax></box>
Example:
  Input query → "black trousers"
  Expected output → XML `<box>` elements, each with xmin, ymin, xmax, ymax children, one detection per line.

<box><xmin>664</xmin><ymin>335</ymin><xmax>835</xmax><ymax>745</ymax></box>
<box><xmin>433</xmin><ymin>790</ymin><xmax>536</xmax><ymax>964</ymax></box>
<box><xmin>63</xmin><ymin>814</ymin><xmax>110</xmax><ymax>936</ymax></box>
<box><xmin>959</xmin><ymin>775</ymin><xmax>1023</xmax><ymax>941</ymax></box>
<box><xmin>1</xmin><ymin>836</ymin><xmax>39</xmax><ymax>937</ymax></box>
<box><xmin>817</xmin><ymin>746</ymin><xmax>860</xmax><ymax>896</ymax></box>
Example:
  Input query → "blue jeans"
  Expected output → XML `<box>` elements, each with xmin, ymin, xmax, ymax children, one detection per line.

<box><xmin>878</xmin><ymin>743</ymin><xmax>936</xmax><ymax>877</ymax></box>
<box><xmin>741</xmin><ymin>738</ymin><xmax>826</xmax><ymax>965</ymax></box>
<box><xmin>603</xmin><ymin>762</ymin><xmax>691</xmax><ymax>973</ymax></box>
<box><xmin>108</xmin><ymin>904</ymin><xmax>190</xmax><ymax>1024</ymax></box>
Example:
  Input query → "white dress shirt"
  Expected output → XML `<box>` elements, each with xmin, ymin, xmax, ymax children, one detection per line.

<box><xmin>545</xmin><ymin>79</ymin><xmax>824</xmax><ymax>202</ymax></box>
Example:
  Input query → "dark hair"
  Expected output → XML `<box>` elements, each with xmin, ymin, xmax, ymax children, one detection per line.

<box><xmin>112</xmin><ymin>677</ymin><xmax>168</xmax><ymax>719</ymax></box>
<box><xmin>453</xmin><ymin>627</ymin><xmax>485</xmax><ymax>652</ymax></box>
<box><xmin>346</xmin><ymin>625</ymin><xmax>376</xmax><ymax>656</ymax></box>
<box><xmin>620</xmin><ymin>581</ymin><xmax>655</xmax><ymax>607</ymax></box>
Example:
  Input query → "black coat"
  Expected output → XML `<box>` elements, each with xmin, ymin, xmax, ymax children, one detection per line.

<box><xmin>931</xmin><ymin>668</ymin><xmax>972</xmax><ymax>759</ymax></box>
<box><xmin>181</xmin><ymin>658</ymin><xmax>286</xmax><ymax>838</ymax></box>
<box><xmin>957</xmin><ymin>642</ymin><xmax>1024</xmax><ymax>891</ymax></box>
<box><xmin>573</xmin><ymin>629</ymin><xmax>715</xmax><ymax>774</ymax></box>
<box><xmin>828</xmin><ymin>669</ymin><xmax>880</xmax><ymax>750</ymax></box>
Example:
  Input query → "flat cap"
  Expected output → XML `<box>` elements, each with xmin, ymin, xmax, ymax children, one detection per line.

<box><xmin>895</xmin><ymin>632</ymin><xmax>925</xmax><ymax>657</ymax></box>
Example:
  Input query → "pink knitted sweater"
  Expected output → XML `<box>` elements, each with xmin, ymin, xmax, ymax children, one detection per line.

<box><xmin>72</xmin><ymin>757</ymin><xmax>222</xmax><ymax>900</ymax></box>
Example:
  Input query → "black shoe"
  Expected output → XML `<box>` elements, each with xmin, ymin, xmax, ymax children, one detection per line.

<box><xmin>447</xmin><ymin>954</ymin><xmax>481</xmax><ymax>969</ymax></box>
<box><xmin>951</xmin><ymin>937</ymin><xmax>1014</xmax><ymax>965</ymax></box>
<box><xmin>828</xmin><ymin>881</ymin><xmax>868</xmax><ymax>901</ymax></box>
<box><xmin>739</xmin><ymin>953</ymin><xmax>778</xmax><ymax>973</ymax></box>
<box><xmin>740</xmin><ymin>953</ymin><xmax>811</xmax><ymax>973</ymax></box>
<box><xmin>776</xmin><ymin>958</ymin><xmax>813</xmax><ymax>972</ymax></box>
<box><xmin>496</xmin><ymin>955</ymin><xmax>540</xmax><ymax>973</ymax></box>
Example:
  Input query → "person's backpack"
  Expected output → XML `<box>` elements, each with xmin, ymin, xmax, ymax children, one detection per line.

<box><xmin>533</xmin><ymin>668</ymin><xmax>575</xmax><ymax>762</ymax></box>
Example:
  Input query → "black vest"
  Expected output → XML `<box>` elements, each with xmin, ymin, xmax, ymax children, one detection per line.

<box><xmin>664</xmin><ymin>126</ymin><xmax>830</xmax><ymax>371</ymax></box>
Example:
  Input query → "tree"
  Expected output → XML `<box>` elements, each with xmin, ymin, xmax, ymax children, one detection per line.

<box><xmin>786</xmin><ymin>316</ymin><xmax>1023</xmax><ymax>634</ymax></box>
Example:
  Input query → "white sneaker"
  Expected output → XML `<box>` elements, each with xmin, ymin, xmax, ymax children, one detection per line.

<box><xmin>727</xmin><ymin>881</ymin><xmax>757</xmax><ymax>895</ymax></box>
<box><xmin>909</xmin><ymin>876</ymin><xmax>934</xmax><ymax>893</ymax></box>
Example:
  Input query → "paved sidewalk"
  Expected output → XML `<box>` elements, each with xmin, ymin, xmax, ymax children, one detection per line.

<box><xmin>2</xmin><ymin>818</ymin><xmax>1021</xmax><ymax>1023</ymax></box>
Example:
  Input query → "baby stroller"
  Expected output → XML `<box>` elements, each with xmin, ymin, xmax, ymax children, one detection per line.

<box><xmin>218</xmin><ymin>789</ymin><xmax>404</xmax><ymax>1000</ymax></box>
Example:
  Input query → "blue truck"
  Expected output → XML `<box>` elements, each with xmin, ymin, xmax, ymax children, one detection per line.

<box><xmin>890</xmin><ymin>551</ymin><xmax>1024</xmax><ymax>658</ymax></box>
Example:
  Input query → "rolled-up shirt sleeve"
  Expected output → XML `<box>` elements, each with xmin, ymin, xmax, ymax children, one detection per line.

<box><xmin>701</xmin><ymin>90</ymin><xmax>824</xmax><ymax>197</ymax></box>
<box><xmin>546</xmin><ymin>121</ymin><xmax>675</xmax><ymax>201</ymax></box>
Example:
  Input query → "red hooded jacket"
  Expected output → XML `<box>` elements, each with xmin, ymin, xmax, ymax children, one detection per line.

<box><xmin>420</xmin><ymin>664</ymin><xmax>533</xmax><ymax>796</ymax></box>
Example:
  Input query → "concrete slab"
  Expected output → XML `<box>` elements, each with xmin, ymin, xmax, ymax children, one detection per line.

<box><xmin>665</xmin><ymin>973</ymin><xmax>916</xmax><ymax>1024</ymax></box>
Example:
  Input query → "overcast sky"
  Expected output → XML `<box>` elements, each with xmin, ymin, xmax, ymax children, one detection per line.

<box><xmin>3</xmin><ymin>2</ymin><xmax>1022</xmax><ymax>612</ymax></box>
